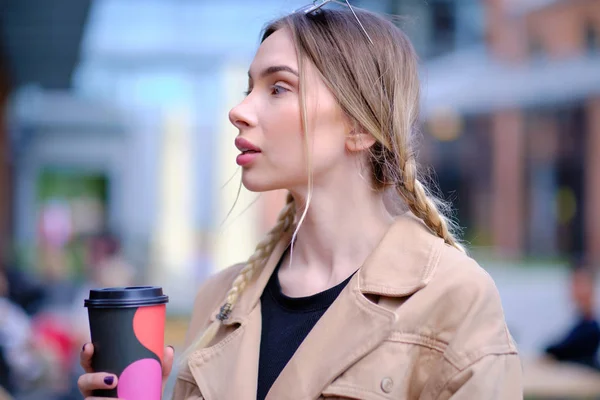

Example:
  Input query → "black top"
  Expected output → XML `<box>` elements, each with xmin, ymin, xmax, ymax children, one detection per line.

<box><xmin>256</xmin><ymin>258</ymin><xmax>355</xmax><ymax>400</ymax></box>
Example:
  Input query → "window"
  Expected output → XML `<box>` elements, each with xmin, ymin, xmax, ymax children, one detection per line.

<box><xmin>371</xmin><ymin>0</ymin><xmax>483</xmax><ymax>59</ymax></box>
<box><xmin>430</xmin><ymin>0</ymin><xmax>456</xmax><ymax>56</ymax></box>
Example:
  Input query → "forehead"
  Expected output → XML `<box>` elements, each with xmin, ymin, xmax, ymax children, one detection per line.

<box><xmin>249</xmin><ymin>29</ymin><xmax>298</xmax><ymax>77</ymax></box>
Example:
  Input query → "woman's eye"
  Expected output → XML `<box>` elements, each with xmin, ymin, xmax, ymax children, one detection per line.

<box><xmin>271</xmin><ymin>84</ymin><xmax>288</xmax><ymax>96</ymax></box>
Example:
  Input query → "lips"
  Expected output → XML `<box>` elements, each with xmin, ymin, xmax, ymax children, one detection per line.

<box><xmin>234</xmin><ymin>137</ymin><xmax>261</xmax><ymax>154</ymax></box>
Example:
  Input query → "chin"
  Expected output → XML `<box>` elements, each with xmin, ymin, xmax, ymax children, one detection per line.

<box><xmin>241</xmin><ymin>172</ymin><xmax>281</xmax><ymax>193</ymax></box>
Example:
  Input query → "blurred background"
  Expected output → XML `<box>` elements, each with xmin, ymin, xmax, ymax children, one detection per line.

<box><xmin>0</xmin><ymin>0</ymin><xmax>599</xmax><ymax>399</ymax></box>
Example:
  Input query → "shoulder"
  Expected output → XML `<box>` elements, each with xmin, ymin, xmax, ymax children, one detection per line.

<box><xmin>366</xmin><ymin>213</ymin><xmax>517</xmax><ymax>362</ymax></box>
<box><xmin>435</xmin><ymin>244</ymin><xmax>500</xmax><ymax>307</ymax></box>
<box><xmin>183</xmin><ymin>263</ymin><xmax>245</xmax><ymax>346</ymax></box>
<box><xmin>425</xmin><ymin>245</ymin><xmax>518</xmax><ymax>366</ymax></box>
<box><xmin>194</xmin><ymin>263</ymin><xmax>245</xmax><ymax>304</ymax></box>
<box><xmin>381</xmin><ymin>213</ymin><xmax>507</xmax><ymax>312</ymax></box>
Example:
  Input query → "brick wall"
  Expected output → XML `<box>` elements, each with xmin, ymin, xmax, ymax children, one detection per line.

<box><xmin>527</xmin><ymin>0</ymin><xmax>600</xmax><ymax>58</ymax></box>
<box><xmin>487</xmin><ymin>0</ymin><xmax>600</xmax><ymax>61</ymax></box>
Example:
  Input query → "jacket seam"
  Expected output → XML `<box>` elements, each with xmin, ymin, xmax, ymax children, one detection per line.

<box><xmin>323</xmin><ymin>382</ymin><xmax>391</xmax><ymax>400</ymax></box>
<box><xmin>433</xmin><ymin>352</ymin><xmax>519</xmax><ymax>399</ymax></box>
<box><xmin>443</xmin><ymin>345</ymin><xmax>519</xmax><ymax>372</ymax></box>
<box><xmin>386</xmin><ymin>332</ymin><xmax>447</xmax><ymax>354</ymax></box>
<box><xmin>386</xmin><ymin>332</ymin><xmax>517</xmax><ymax>369</ymax></box>
<box><xmin>423</xmin><ymin>238</ymin><xmax>443</xmax><ymax>285</ymax></box>
<box><xmin>361</xmin><ymin>284</ymin><xmax>425</xmax><ymax>295</ymax></box>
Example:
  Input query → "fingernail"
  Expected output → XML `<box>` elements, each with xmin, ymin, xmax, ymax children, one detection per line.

<box><xmin>82</xmin><ymin>343</ymin><xmax>86</xmax><ymax>352</ymax></box>
<box><xmin>104</xmin><ymin>376</ymin><xmax>114</xmax><ymax>386</ymax></box>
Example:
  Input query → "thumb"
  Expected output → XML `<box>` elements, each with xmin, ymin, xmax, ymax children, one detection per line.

<box><xmin>162</xmin><ymin>345</ymin><xmax>175</xmax><ymax>384</ymax></box>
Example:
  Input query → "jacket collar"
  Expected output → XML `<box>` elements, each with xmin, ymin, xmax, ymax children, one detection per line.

<box><xmin>359</xmin><ymin>212</ymin><xmax>443</xmax><ymax>296</ymax></box>
<box><xmin>193</xmin><ymin>212</ymin><xmax>445</xmax><ymax>400</ymax></box>
<box><xmin>211</xmin><ymin>211</ymin><xmax>443</xmax><ymax>325</ymax></box>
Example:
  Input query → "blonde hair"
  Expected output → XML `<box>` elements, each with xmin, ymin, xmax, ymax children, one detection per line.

<box><xmin>181</xmin><ymin>193</ymin><xmax>296</xmax><ymax>360</ymax></box>
<box><xmin>182</xmin><ymin>5</ymin><xmax>464</xmax><ymax>361</ymax></box>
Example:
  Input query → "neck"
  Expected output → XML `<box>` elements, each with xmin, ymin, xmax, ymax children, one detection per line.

<box><xmin>286</xmin><ymin>183</ymin><xmax>393</xmax><ymax>281</ymax></box>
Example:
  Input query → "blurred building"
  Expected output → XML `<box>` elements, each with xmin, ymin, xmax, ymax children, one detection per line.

<box><xmin>256</xmin><ymin>0</ymin><xmax>600</xmax><ymax>263</ymax></box>
<box><xmin>2</xmin><ymin>0</ymin><xmax>599</xmax><ymax>297</ymax></box>
<box><xmin>0</xmin><ymin>0</ymin><xmax>310</xmax><ymax>312</ymax></box>
<box><xmin>401</xmin><ymin>0</ymin><xmax>600</xmax><ymax>261</ymax></box>
<box><xmin>0</xmin><ymin>0</ymin><xmax>92</xmax><ymax>256</ymax></box>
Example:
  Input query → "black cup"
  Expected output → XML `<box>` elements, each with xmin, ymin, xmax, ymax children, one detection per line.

<box><xmin>85</xmin><ymin>286</ymin><xmax>169</xmax><ymax>399</ymax></box>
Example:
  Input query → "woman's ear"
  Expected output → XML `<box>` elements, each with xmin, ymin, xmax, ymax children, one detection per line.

<box><xmin>346</xmin><ymin>130</ymin><xmax>376</xmax><ymax>152</ymax></box>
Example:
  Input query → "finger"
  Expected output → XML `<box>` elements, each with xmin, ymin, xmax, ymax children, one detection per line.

<box><xmin>163</xmin><ymin>345</ymin><xmax>175</xmax><ymax>380</ymax></box>
<box><xmin>162</xmin><ymin>345</ymin><xmax>175</xmax><ymax>394</ymax></box>
<box><xmin>78</xmin><ymin>373</ymin><xmax>118</xmax><ymax>397</ymax></box>
<box><xmin>80</xmin><ymin>342</ymin><xmax>95</xmax><ymax>373</ymax></box>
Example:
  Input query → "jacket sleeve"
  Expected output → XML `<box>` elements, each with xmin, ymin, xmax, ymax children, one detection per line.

<box><xmin>435</xmin><ymin>353</ymin><xmax>523</xmax><ymax>400</ymax></box>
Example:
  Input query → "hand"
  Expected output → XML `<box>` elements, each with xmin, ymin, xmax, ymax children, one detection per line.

<box><xmin>78</xmin><ymin>342</ymin><xmax>175</xmax><ymax>399</ymax></box>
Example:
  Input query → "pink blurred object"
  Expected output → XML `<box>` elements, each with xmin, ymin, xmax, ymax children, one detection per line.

<box><xmin>38</xmin><ymin>201</ymin><xmax>73</xmax><ymax>248</ymax></box>
<box><xmin>31</xmin><ymin>313</ymin><xmax>77</xmax><ymax>371</ymax></box>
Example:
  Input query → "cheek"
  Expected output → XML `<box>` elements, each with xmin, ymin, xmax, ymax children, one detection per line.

<box><xmin>308</xmin><ymin>103</ymin><xmax>348</xmax><ymax>162</ymax></box>
<box><xmin>259</xmin><ymin>88</ymin><xmax>347</xmax><ymax>175</ymax></box>
<box><xmin>262</xmin><ymin>101</ymin><xmax>304</xmax><ymax>156</ymax></box>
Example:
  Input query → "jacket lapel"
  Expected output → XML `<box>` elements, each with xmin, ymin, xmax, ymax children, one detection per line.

<box><xmin>186</xmin><ymin>232</ymin><xmax>294</xmax><ymax>400</ymax></box>
<box><xmin>266</xmin><ymin>273</ymin><xmax>396</xmax><ymax>400</ymax></box>
<box><xmin>187</xmin><ymin>304</ymin><xmax>262</xmax><ymax>400</ymax></box>
<box><xmin>187</xmin><ymin>212</ymin><xmax>442</xmax><ymax>400</ymax></box>
<box><xmin>267</xmin><ymin>213</ymin><xmax>443</xmax><ymax>400</ymax></box>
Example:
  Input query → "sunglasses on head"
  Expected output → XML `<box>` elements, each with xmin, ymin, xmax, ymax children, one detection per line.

<box><xmin>294</xmin><ymin>0</ymin><xmax>374</xmax><ymax>45</ymax></box>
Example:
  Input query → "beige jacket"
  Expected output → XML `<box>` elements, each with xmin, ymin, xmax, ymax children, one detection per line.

<box><xmin>173</xmin><ymin>213</ymin><xmax>522</xmax><ymax>400</ymax></box>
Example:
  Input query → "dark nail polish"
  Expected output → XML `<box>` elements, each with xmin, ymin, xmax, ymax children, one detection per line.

<box><xmin>104</xmin><ymin>376</ymin><xmax>114</xmax><ymax>386</ymax></box>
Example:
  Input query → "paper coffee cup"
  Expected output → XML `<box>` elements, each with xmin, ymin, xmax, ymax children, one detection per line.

<box><xmin>85</xmin><ymin>286</ymin><xmax>168</xmax><ymax>399</ymax></box>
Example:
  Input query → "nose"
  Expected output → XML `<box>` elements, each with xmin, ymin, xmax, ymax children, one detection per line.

<box><xmin>229</xmin><ymin>98</ymin><xmax>257</xmax><ymax>130</ymax></box>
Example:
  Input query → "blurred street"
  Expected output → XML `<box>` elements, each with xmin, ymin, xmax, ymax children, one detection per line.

<box><xmin>1</xmin><ymin>0</ymin><xmax>599</xmax><ymax>399</ymax></box>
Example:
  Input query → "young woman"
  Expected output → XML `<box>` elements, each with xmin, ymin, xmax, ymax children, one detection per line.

<box><xmin>78</xmin><ymin>2</ymin><xmax>522</xmax><ymax>399</ymax></box>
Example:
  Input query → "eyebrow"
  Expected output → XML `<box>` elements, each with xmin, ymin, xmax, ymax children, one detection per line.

<box><xmin>248</xmin><ymin>65</ymin><xmax>299</xmax><ymax>80</ymax></box>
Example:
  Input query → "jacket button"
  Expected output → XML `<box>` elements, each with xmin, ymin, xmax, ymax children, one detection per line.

<box><xmin>381</xmin><ymin>377</ymin><xmax>394</xmax><ymax>393</ymax></box>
